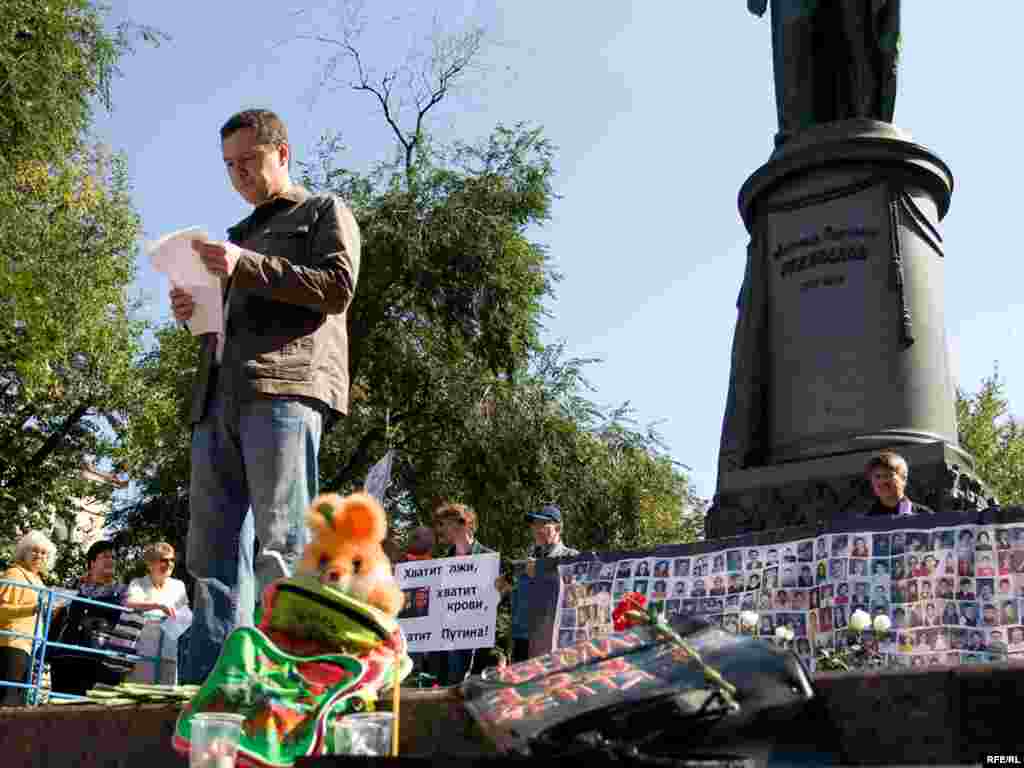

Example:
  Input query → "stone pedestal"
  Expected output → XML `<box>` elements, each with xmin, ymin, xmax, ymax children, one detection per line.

<box><xmin>710</xmin><ymin>120</ymin><xmax>989</xmax><ymax>538</ymax></box>
<box><xmin>709</xmin><ymin>441</ymin><xmax>988</xmax><ymax>539</ymax></box>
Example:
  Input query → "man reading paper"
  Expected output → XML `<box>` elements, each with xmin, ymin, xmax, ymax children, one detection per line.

<box><xmin>170</xmin><ymin>109</ymin><xmax>360</xmax><ymax>683</ymax></box>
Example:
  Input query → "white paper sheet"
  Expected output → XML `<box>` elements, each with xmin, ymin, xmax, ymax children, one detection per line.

<box><xmin>394</xmin><ymin>552</ymin><xmax>500</xmax><ymax>652</ymax></box>
<box><xmin>145</xmin><ymin>226</ymin><xmax>223</xmax><ymax>336</ymax></box>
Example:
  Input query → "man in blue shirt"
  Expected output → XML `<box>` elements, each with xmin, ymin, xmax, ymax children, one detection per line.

<box><xmin>495</xmin><ymin>504</ymin><xmax>579</xmax><ymax>663</ymax></box>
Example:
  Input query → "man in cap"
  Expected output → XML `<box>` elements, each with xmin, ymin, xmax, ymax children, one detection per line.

<box><xmin>495</xmin><ymin>504</ymin><xmax>579</xmax><ymax>663</ymax></box>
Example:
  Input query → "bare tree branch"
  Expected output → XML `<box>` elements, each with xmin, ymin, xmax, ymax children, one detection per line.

<box><xmin>286</xmin><ymin>5</ymin><xmax>486</xmax><ymax>181</ymax></box>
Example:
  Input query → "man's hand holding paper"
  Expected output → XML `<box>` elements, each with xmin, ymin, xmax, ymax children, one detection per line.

<box><xmin>146</xmin><ymin>226</ymin><xmax>224</xmax><ymax>337</ymax></box>
<box><xmin>193</xmin><ymin>239</ymin><xmax>242</xmax><ymax>278</ymax></box>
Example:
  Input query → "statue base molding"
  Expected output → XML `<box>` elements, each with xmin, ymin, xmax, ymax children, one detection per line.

<box><xmin>709</xmin><ymin>440</ymin><xmax>989</xmax><ymax>539</ymax></box>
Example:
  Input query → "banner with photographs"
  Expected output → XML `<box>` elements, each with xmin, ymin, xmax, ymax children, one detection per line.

<box><xmin>395</xmin><ymin>552</ymin><xmax>501</xmax><ymax>653</ymax></box>
<box><xmin>553</xmin><ymin>523</ymin><xmax>1024</xmax><ymax>671</ymax></box>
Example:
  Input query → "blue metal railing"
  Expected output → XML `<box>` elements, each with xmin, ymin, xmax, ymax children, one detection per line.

<box><xmin>0</xmin><ymin>578</ymin><xmax>171</xmax><ymax>705</ymax></box>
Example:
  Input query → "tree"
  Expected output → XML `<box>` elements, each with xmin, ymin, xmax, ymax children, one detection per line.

<box><xmin>0</xmin><ymin>1</ymin><xmax>162</xmax><ymax>577</ymax></box>
<box><xmin>396</xmin><ymin>343</ymin><xmax>705</xmax><ymax>559</ymax></box>
<box><xmin>956</xmin><ymin>369</ymin><xmax>1024</xmax><ymax>506</ymax></box>
<box><xmin>0</xmin><ymin>1</ymin><xmax>163</xmax><ymax>170</ymax></box>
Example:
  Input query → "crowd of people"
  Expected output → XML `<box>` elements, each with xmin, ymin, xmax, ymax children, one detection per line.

<box><xmin>0</xmin><ymin>536</ymin><xmax>192</xmax><ymax>704</ymax></box>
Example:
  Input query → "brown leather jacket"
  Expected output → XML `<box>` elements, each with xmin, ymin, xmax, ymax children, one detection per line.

<box><xmin>189</xmin><ymin>186</ymin><xmax>360</xmax><ymax>424</ymax></box>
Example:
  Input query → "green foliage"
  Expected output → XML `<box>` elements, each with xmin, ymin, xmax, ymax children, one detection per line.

<box><xmin>0</xmin><ymin>1</ymin><xmax>161</xmax><ymax>580</ymax></box>
<box><xmin>0</xmin><ymin>0</ymin><xmax>165</xmax><ymax>168</ymax></box>
<box><xmin>392</xmin><ymin>343</ymin><xmax>704</xmax><ymax>559</ymax></box>
<box><xmin>956</xmin><ymin>368</ymin><xmax>1024</xmax><ymax>506</ymax></box>
<box><xmin>107</xmin><ymin>324</ymin><xmax>197</xmax><ymax>558</ymax></box>
<box><xmin>0</xmin><ymin>147</ymin><xmax>145</xmax><ymax>580</ymax></box>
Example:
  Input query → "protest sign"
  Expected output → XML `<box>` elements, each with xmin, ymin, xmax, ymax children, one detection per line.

<box><xmin>552</xmin><ymin>520</ymin><xmax>1024</xmax><ymax>672</ymax></box>
<box><xmin>396</xmin><ymin>552</ymin><xmax>500</xmax><ymax>652</ymax></box>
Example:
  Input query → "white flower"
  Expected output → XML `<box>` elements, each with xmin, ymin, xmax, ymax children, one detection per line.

<box><xmin>739</xmin><ymin>611</ymin><xmax>759</xmax><ymax>629</ymax></box>
<box><xmin>774</xmin><ymin>625</ymin><xmax>794</xmax><ymax>642</ymax></box>
<box><xmin>849</xmin><ymin>609</ymin><xmax>872</xmax><ymax>632</ymax></box>
<box><xmin>872</xmin><ymin>614</ymin><xmax>892</xmax><ymax>633</ymax></box>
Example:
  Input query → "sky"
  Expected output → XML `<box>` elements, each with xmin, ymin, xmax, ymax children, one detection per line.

<box><xmin>92</xmin><ymin>2</ymin><xmax>1024</xmax><ymax>502</ymax></box>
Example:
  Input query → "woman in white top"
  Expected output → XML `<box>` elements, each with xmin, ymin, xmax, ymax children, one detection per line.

<box><xmin>126</xmin><ymin>542</ymin><xmax>191</xmax><ymax>684</ymax></box>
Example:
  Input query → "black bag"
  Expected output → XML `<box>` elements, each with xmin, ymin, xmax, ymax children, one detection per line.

<box><xmin>462</xmin><ymin>617</ymin><xmax>822</xmax><ymax>766</ymax></box>
<box><xmin>47</xmin><ymin>597</ymin><xmax>144</xmax><ymax>676</ymax></box>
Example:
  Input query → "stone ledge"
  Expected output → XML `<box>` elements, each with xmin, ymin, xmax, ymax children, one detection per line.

<box><xmin>3</xmin><ymin>665</ymin><xmax>1022</xmax><ymax>766</ymax></box>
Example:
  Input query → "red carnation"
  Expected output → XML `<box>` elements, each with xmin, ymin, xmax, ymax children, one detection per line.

<box><xmin>612</xmin><ymin>591</ymin><xmax>648</xmax><ymax>632</ymax></box>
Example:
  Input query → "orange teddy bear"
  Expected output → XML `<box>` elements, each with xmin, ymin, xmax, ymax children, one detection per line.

<box><xmin>294</xmin><ymin>491</ymin><xmax>404</xmax><ymax>617</ymax></box>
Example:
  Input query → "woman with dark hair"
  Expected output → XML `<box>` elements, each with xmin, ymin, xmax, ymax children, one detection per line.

<box><xmin>50</xmin><ymin>541</ymin><xmax>169</xmax><ymax>696</ymax></box>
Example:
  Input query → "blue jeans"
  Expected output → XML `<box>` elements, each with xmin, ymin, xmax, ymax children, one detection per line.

<box><xmin>182</xmin><ymin>386</ymin><xmax>323</xmax><ymax>683</ymax></box>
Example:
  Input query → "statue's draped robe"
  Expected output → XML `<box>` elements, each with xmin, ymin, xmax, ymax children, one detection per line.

<box><xmin>766</xmin><ymin>0</ymin><xmax>901</xmax><ymax>144</ymax></box>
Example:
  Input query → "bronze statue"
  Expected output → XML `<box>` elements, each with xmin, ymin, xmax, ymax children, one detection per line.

<box><xmin>748</xmin><ymin>0</ymin><xmax>901</xmax><ymax>145</ymax></box>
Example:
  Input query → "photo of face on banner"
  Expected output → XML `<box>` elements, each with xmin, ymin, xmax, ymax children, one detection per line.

<box><xmin>998</xmin><ymin>577</ymin><xmax>1013</xmax><ymax>597</ymax></box>
<box><xmin>829</xmin><ymin>559</ymin><xmax>846</xmax><ymax>581</ymax></box>
<box><xmin>958</xmin><ymin>529</ymin><xmax>975</xmax><ymax>552</ymax></box>
<box><xmin>873</xmin><ymin>533</ymin><xmax>891</xmax><ymax>558</ymax></box>
<box><xmin>820</xmin><ymin>584</ymin><xmax>834</xmax><ymax>606</ymax></box>
<box><xmin>892</xmin><ymin>532</ymin><xmax>907</xmax><ymax>556</ymax></box>
<box><xmin>976</xmin><ymin>553</ymin><xmax>996</xmax><ymax>578</ymax></box>
<box><xmin>851</xmin><ymin>537</ymin><xmax>870</xmax><ymax>558</ymax></box>
<box><xmin>816</xmin><ymin>561</ymin><xmax>828</xmax><ymax>585</ymax></box>
<box><xmin>872</xmin><ymin>559</ymin><xmax>890</xmax><ymax>580</ymax></box>
<box><xmin>763</xmin><ymin>566</ymin><xmax>779</xmax><ymax>590</ymax></box>
<box><xmin>674</xmin><ymin>558</ymin><xmax>691</xmax><ymax>578</ymax></box>
<box><xmin>817</xmin><ymin>606</ymin><xmax>833</xmax><ymax>633</ymax></box>
<box><xmin>892</xmin><ymin>555</ymin><xmax>906</xmax><ymax>581</ymax></box>
<box><xmin>977</xmin><ymin>578</ymin><xmax>995</xmax><ymax>603</ymax></box>
<box><xmin>798</xmin><ymin>564</ymin><xmax>814</xmax><ymax>587</ymax></box>
<box><xmin>781</xmin><ymin>565</ymin><xmax>796</xmax><ymax>588</ymax></box>
<box><xmin>934</xmin><ymin>530</ymin><xmax>955</xmax><ymax>551</ymax></box>
<box><xmin>849</xmin><ymin>559</ymin><xmax>868</xmax><ymax>578</ymax></box>
<box><xmin>831</xmin><ymin>536</ymin><xmax>849</xmax><ymax>557</ymax></box>
<box><xmin>398</xmin><ymin>587</ymin><xmax>431</xmax><ymax>619</ymax></box>
<box><xmin>976</xmin><ymin>530</ymin><xmax>994</xmax><ymax>551</ymax></box>
<box><xmin>998</xmin><ymin>551</ymin><xmax>1013</xmax><ymax>576</ymax></box>
<box><xmin>833</xmin><ymin>605</ymin><xmax>848</xmax><ymax>630</ymax></box>
<box><xmin>835</xmin><ymin>582</ymin><xmax>850</xmax><ymax>604</ymax></box>
<box><xmin>797</xmin><ymin>541</ymin><xmax>814</xmax><ymax>563</ymax></box>
<box><xmin>817</xmin><ymin>537</ymin><xmax>828</xmax><ymax>561</ymax></box>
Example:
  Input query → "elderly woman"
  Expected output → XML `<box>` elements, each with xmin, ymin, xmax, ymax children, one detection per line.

<box><xmin>0</xmin><ymin>531</ymin><xmax>56</xmax><ymax>705</ymax></box>
<box><xmin>126</xmin><ymin>542</ymin><xmax>190</xmax><ymax>684</ymax></box>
